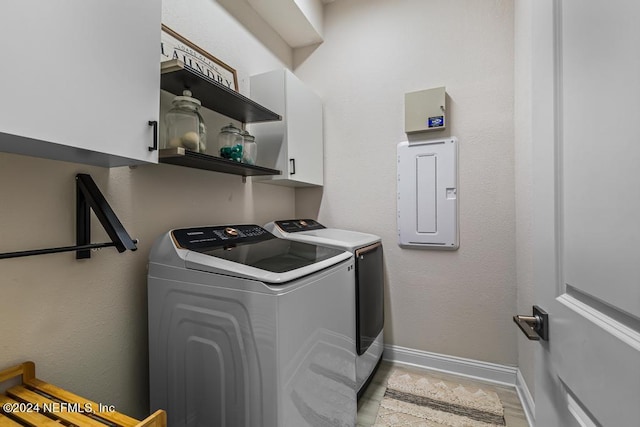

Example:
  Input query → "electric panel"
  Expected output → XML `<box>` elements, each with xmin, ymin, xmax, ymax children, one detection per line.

<box><xmin>397</xmin><ymin>137</ymin><xmax>458</xmax><ymax>249</ymax></box>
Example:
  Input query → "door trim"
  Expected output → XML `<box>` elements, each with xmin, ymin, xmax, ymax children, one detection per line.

<box><xmin>558</xmin><ymin>294</ymin><xmax>640</xmax><ymax>351</ymax></box>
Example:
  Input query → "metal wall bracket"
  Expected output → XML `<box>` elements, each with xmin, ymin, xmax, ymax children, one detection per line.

<box><xmin>0</xmin><ymin>174</ymin><xmax>137</xmax><ymax>260</ymax></box>
<box><xmin>513</xmin><ymin>305</ymin><xmax>549</xmax><ymax>341</ymax></box>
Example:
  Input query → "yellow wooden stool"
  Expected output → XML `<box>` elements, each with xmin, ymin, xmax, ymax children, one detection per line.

<box><xmin>0</xmin><ymin>362</ymin><xmax>165</xmax><ymax>427</ymax></box>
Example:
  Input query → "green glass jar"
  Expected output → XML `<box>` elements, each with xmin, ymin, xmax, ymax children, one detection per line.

<box><xmin>217</xmin><ymin>124</ymin><xmax>243</xmax><ymax>162</ymax></box>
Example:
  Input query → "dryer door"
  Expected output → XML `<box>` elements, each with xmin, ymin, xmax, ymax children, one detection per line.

<box><xmin>355</xmin><ymin>242</ymin><xmax>384</xmax><ymax>355</ymax></box>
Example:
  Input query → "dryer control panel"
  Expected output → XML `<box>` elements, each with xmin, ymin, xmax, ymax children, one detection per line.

<box><xmin>172</xmin><ymin>225</ymin><xmax>273</xmax><ymax>250</ymax></box>
<box><xmin>275</xmin><ymin>219</ymin><xmax>326</xmax><ymax>233</ymax></box>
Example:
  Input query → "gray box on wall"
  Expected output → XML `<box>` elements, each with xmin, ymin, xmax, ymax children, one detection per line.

<box><xmin>405</xmin><ymin>87</ymin><xmax>446</xmax><ymax>133</ymax></box>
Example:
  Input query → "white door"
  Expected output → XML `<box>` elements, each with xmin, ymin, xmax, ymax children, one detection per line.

<box><xmin>529</xmin><ymin>0</ymin><xmax>640</xmax><ymax>425</ymax></box>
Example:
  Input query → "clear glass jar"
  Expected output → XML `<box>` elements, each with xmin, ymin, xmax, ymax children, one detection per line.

<box><xmin>164</xmin><ymin>90</ymin><xmax>207</xmax><ymax>153</ymax></box>
<box><xmin>242</xmin><ymin>131</ymin><xmax>257</xmax><ymax>165</ymax></box>
<box><xmin>217</xmin><ymin>123</ymin><xmax>243</xmax><ymax>162</ymax></box>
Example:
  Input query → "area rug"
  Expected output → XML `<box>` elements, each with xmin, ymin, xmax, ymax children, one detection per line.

<box><xmin>374</xmin><ymin>368</ymin><xmax>506</xmax><ymax>427</ymax></box>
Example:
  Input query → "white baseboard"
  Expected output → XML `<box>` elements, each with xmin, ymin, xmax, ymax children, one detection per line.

<box><xmin>383</xmin><ymin>344</ymin><xmax>518</xmax><ymax>387</ymax></box>
<box><xmin>383</xmin><ymin>344</ymin><xmax>535</xmax><ymax>425</ymax></box>
<box><xmin>516</xmin><ymin>369</ymin><xmax>536</xmax><ymax>426</ymax></box>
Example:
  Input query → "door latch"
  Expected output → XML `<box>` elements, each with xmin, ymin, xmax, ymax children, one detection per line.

<box><xmin>513</xmin><ymin>305</ymin><xmax>548</xmax><ymax>341</ymax></box>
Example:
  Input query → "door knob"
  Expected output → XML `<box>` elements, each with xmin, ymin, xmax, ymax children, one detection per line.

<box><xmin>513</xmin><ymin>305</ymin><xmax>549</xmax><ymax>341</ymax></box>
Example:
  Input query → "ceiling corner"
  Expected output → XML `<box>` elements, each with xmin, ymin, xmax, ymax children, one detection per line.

<box><xmin>247</xmin><ymin>0</ymin><xmax>325</xmax><ymax>48</ymax></box>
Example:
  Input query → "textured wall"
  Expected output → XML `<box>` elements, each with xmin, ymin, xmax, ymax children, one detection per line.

<box><xmin>295</xmin><ymin>0</ymin><xmax>517</xmax><ymax>366</ymax></box>
<box><xmin>514</xmin><ymin>0</ymin><xmax>536</xmax><ymax>397</ymax></box>
<box><xmin>0</xmin><ymin>0</ymin><xmax>293</xmax><ymax>419</ymax></box>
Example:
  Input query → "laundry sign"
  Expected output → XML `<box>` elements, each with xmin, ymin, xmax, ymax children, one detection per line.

<box><xmin>161</xmin><ymin>24</ymin><xmax>238</xmax><ymax>91</ymax></box>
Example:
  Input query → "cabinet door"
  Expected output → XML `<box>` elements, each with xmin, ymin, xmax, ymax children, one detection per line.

<box><xmin>248</xmin><ymin>71</ymin><xmax>289</xmax><ymax>178</ymax></box>
<box><xmin>285</xmin><ymin>71</ymin><xmax>324</xmax><ymax>187</ymax></box>
<box><xmin>0</xmin><ymin>1</ymin><xmax>160</xmax><ymax>167</ymax></box>
<box><xmin>250</xmin><ymin>69</ymin><xmax>323</xmax><ymax>187</ymax></box>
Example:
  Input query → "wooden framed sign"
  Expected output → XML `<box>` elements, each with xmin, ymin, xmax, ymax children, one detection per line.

<box><xmin>160</xmin><ymin>24</ymin><xmax>238</xmax><ymax>91</ymax></box>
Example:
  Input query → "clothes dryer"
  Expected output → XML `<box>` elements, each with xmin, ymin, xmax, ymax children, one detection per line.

<box><xmin>265</xmin><ymin>219</ymin><xmax>384</xmax><ymax>397</ymax></box>
<box><xmin>148</xmin><ymin>224</ymin><xmax>356</xmax><ymax>427</ymax></box>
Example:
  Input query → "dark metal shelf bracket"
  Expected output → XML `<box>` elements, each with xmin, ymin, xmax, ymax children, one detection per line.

<box><xmin>0</xmin><ymin>174</ymin><xmax>138</xmax><ymax>260</ymax></box>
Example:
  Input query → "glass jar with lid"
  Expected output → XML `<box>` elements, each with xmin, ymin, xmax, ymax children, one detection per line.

<box><xmin>164</xmin><ymin>90</ymin><xmax>207</xmax><ymax>153</ymax></box>
<box><xmin>242</xmin><ymin>131</ymin><xmax>257</xmax><ymax>165</ymax></box>
<box><xmin>217</xmin><ymin>123</ymin><xmax>243</xmax><ymax>162</ymax></box>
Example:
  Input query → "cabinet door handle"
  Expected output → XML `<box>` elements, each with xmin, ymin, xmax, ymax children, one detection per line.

<box><xmin>148</xmin><ymin>120</ymin><xmax>158</xmax><ymax>151</ymax></box>
<box><xmin>290</xmin><ymin>158</ymin><xmax>296</xmax><ymax>175</ymax></box>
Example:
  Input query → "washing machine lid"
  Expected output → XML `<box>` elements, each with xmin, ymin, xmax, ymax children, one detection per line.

<box><xmin>266</xmin><ymin>219</ymin><xmax>381</xmax><ymax>251</ymax></box>
<box><xmin>172</xmin><ymin>225</ymin><xmax>351</xmax><ymax>283</ymax></box>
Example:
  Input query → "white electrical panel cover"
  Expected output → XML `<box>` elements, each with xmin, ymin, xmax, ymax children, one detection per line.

<box><xmin>397</xmin><ymin>137</ymin><xmax>458</xmax><ymax>249</ymax></box>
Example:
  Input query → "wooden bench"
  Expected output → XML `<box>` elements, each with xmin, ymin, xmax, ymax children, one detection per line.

<box><xmin>0</xmin><ymin>362</ymin><xmax>166</xmax><ymax>427</ymax></box>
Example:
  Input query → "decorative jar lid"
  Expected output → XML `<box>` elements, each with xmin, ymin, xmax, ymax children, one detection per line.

<box><xmin>242</xmin><ymin>130</ymin><xmax>255</xmax><ymax>142</ymax></box>
<box><xmin>220</xmin><ymin>123</ymin><xmax>242</xmax><ymax>134</ymax></box>
<box><xmin>171</xmin><ymin>89</ymin><xmax>202</xmax><ymax>107</ymax></box>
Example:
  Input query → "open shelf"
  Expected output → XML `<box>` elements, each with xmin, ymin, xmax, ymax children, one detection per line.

<box><xmin>159</xmin><ymin>148</ymin><xmax>281</xmax><ymax>177</ymax></box>
<box><xmin>159</xmin><ymin>60</ymin><xmax>282</xmax><ymax>178</ymax></box>
<box><xmin>160</xmin><ymin>60</ymin><xmax>282</xmax><ymax>123</ymax></box>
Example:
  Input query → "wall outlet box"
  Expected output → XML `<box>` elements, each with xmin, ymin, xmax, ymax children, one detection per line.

<box><xmin>405</xmin><ymin>87</ymin><xmax>446</xmax><ymax>133</ymax></box>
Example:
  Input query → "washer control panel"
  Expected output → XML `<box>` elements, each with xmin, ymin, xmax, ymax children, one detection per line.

<box><xmin>172</xmin><ymin>225</ymin><xmax>272</xmax><ymax>250</ymax></box>
<box><xmin>275</xmin><ymin>219</ymin><xmax>326</xmax><ymax>233</ymax></box>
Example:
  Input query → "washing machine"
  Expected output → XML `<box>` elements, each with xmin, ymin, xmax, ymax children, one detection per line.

<box><xmin>265</xmin><ymin>219</ymin><xmax>384</xmax><ymax>397</ymax></box>
<box><xmin>147</xmin><ymin>224</ymin><xmax>357</xmax><ymax>427</ymax></box>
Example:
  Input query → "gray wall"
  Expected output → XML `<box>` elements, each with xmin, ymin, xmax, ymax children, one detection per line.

<box><xmin>295</xmin><ymin>0</ymin><xmax>518</xmax><ymax>366</ymax></box>
<box><xmin>514</xmin><ymin>0</ymin><xmax>536</xmax><ymax>398</ymax></box>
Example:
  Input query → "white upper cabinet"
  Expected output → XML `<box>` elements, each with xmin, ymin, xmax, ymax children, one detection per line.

<box><xmin>249</xmin><ymin>69</ymin><xmax>323</xmax><ymax>187</ymax></box>
<box><xmin>0</xmin><ymin>1</ymin><xmax>161</xmax><ymax>167</ymax></box>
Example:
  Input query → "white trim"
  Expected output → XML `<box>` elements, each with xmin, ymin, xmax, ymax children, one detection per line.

<box><xmin>558</xmin><ymin>294</ymin><xmax>640</xmax><ymax>351</ymax></box>
<box><xmin>383</xmin><ymin>344</ymin><xmax>534</xmax><ymax>426</ymax></box>
<box><xmin>383</xmin><ymin>344</ymin><xmax>518</xmax><ymax>387</ymax></box>
<box><xmin>567</xmin><ymin>394</ymin><xmax>597</xmax><ymax>427</ymax></box>
<box><xmin>516</xmin><ymin>368</ymin><xmax>536</xmax><ymax>427</ymax></box>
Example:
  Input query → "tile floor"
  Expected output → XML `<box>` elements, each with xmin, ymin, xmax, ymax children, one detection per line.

<box><xmin>356</xmin><ymin>361</ymin><xmax>530</xmax><ymax>427</ymax></box>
